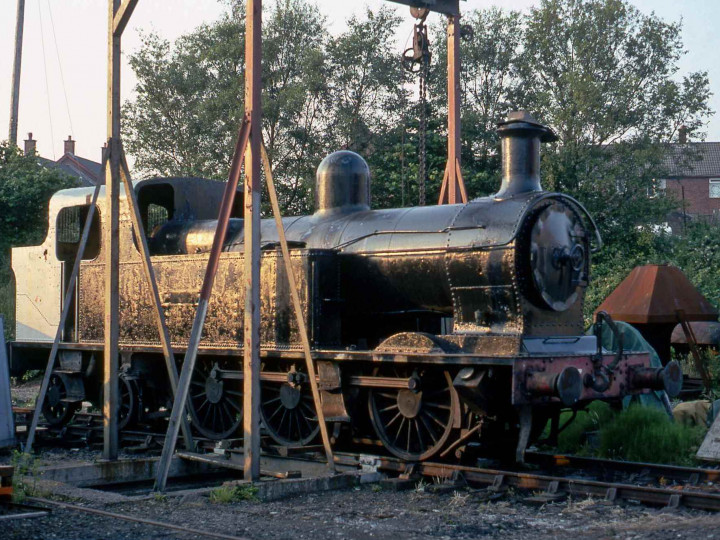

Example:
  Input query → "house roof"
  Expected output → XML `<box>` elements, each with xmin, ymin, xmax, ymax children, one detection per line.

<box><xmin>661</xmin><ymin>142</ymin><xmax>720</xmax><ymax>178</ymax></box>
<box><xmin>39</xmin><ymin>153</ymin><xmax>103</xmax><ymax>187</ymax></box>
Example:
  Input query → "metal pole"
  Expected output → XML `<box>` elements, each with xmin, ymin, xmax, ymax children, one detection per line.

<box><xmin>261</xmin><ymin>144</ymin><xmax>336</xmax><ymax>472</ymax></box>
<box><xmin>24</xmin><ymin>180</ymin><xmax>103</xmax><ymax>453</ymax></box>
<box><xmin>154</xmin><ymin>118</ymin><xmax>251</xmax><ymax>492</ymax></box>
<box><xmin>438</xmin><ymin>14</ymin><xmax>467</xmax><ymax>205</ymax></box>
<box><xmin>103</xmin><ymin>0</ymin><xmax>122</xmax><ymax>461</ymax></box>
<box><xmin>8</xmin><ymin>0</ymin><xmax>25</xmax><ymax>146</ymax></box>
<box><xmin>243</xmin><ymin>0</ymin><xmax>262</xmax><ymax>482</ymax></box>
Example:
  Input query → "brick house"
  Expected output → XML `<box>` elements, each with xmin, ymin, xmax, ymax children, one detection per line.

<box><xmin>657</xmin><ymin>139</ymin><xmax>720</xmax><ymax>228</ymax></box>
<box><xmin>23</xmin><ymin>133</ymin><xmax>104</xmax><ymax>187</ymax></box>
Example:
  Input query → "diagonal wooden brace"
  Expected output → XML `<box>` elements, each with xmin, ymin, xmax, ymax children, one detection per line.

<box><xmin>260</xmin><ymin>142</ymin><xmax>336</xmax><ymax>473</ymax></box>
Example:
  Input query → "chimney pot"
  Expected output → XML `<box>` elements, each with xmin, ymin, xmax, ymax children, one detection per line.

<box><xmin>24</xmin><ymin>132</ymin><xmax>37</xmax><ymax>156</ymax></box>
<box><xmin>679</xmin><ymin>125</ymin><xmax>688</xmax><ymax>144</ymax></box>
<box><xmin>64</xmin><ymin>135</ymin><xmax>76</xmax><ymax>155</ymax></box>
<box><xmin>101</xmin><ymin>142</ymin><xmax>108</xmax><ymax>163</ymax></box>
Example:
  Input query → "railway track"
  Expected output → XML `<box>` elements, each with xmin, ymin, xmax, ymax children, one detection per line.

<box><xmin>333</xmin><ymin>452</ymin><xmax>720</xmax><ymax>511</ymax></box>
<box><xmin>14</xmin><ymin>407</ymin><xmax>720</xmax><ymax>511</ymax></box>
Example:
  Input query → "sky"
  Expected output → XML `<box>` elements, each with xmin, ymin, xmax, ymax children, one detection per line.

<box><xmin>0</xmin><ymin>0</ymin><xmax>718</xmax><ymax>163</ymax></box>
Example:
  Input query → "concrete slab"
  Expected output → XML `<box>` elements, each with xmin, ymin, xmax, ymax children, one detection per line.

<box><xmin>20</xmin><ymin>453</ymin><xmax>380</xmax><ymax>505</ymax></box>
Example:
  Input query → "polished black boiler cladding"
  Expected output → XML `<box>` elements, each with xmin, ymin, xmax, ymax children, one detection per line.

<box><xmin>11</xmin><ymin>111</ymin><xmax>682</xmax><ymax>461</ymax></box>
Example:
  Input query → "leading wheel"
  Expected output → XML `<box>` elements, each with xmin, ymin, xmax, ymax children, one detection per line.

<box><xmin>42</xmin><ymin>373</ymin><xmax>79</xmax><ymax>426</ymax></box>
<box><xmin>368</xmin><ymin>367</ymin><xmax>455</xmax><ymax>461</ymax></box>
<box><xmin>188</xmin><ymin>358</ymin><xmax>243</xmax><ymax>439</ymax></box>
<box><xmin>261</xmin><ymin>366</ymin><xmax>319</xmax><ymax>447</ymax></box>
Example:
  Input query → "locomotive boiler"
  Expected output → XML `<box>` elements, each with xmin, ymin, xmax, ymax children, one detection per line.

<box><xmin>10</xmin><ymin>111</ymin><xmax>681</xmax><ymax>462</ymax></box>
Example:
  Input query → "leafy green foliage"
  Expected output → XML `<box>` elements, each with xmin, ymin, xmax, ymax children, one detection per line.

<box><xmin>0</xmin><ymin>144</ymin><xmax>75</xmax><ymax>252</ymax></box>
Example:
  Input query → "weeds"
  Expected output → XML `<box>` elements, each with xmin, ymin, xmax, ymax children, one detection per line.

<box><xmin>555</xmin><ymin>401</ymin><xmax>614</xmax><ymax>454</ymax></box>
<box><xmin>597</xmin><ymin>405</ymin><xmax>705</xmax><ymax>465</ymax></box>
<box><xmin>370</xmin><ymin>484</ymin><xmax>382</xmax><ymax>493</ymax></box>
<box><xmin>449</xmin><ymin>491</ymin><xmax>469</xmax><ymax>508</ymax></box>
<box><xmin>209</xmin><ymin>483</ymin><xmax>259</xmax><ymax>504</ymax></box>
<box><xmin>10</xmin><ymin>450</ymin><xmax>40</xmax><ymax>503</ymax></box>
<box><xmin>551</xmin><ymin>404</ymin><xmax>705</xmax><ymax>465</ymax></box>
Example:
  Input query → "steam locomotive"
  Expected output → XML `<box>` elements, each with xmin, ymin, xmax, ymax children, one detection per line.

<box><xmin>10</xmin><ymin>111</ymin><xmax>681</xmax><ymax>461</ymax></box>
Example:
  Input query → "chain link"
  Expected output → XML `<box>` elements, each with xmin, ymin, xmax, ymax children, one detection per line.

<box><xmin>418</xmin><ymin>45</ymin><xmax>428</xmax><ymax>206</ymax></box>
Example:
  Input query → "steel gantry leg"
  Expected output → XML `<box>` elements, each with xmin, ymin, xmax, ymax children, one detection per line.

<box><xmin>154</xmin><ymin>118</ymin><xmax>252</xmax><ymax>492</ymax></box>
<box><xmin>242</xmin><ymin>0</ymin><xmax>263</xmax><ymax>482</ymax></box>
<box><xmin>438</xmin><ymin>13</ymin><xmax>467</xmax><ymax>205</ymax></box>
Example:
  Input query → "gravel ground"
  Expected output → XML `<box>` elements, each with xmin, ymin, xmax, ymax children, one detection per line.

<box><xmin>4</xmin><ymin>478</ymin><xmax>720</xmax><ymax>540</ymax></box>
<box><xmin>5</xmin><ymin>377</ymin><xmax>720</xmax><ymax>540</ymax></box>
<box><xmin>10</xmin><ymin>377</ymin><xmax>40</xmax><ymax>407</ymax></box>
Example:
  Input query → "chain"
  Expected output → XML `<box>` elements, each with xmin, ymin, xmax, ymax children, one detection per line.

<box><xmin>418</xmin><ymin>44</ymin><xmax>428</xmax><ymax>206</ymax></box>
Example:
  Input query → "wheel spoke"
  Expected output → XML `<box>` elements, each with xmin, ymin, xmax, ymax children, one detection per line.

<box><xmin>393</xmin><ymin>417</ymin><xmax>406</xmax><ymax>444</ymax></box>
<box><xmin>424</xmin><ymin>401</ymin><xmax>451</xmax><ymax>411</ymax></box>
<box><xmin>418</xmin><ymin>413</ymin><xmax>438</xmax><ymax>444</ymax></box>
<box><xmin>415</xmin><ymin>420</ymin><xmax>426</xmax><ymax>452</ymax></box>
<box><xmin>385</xmin><ymin>410</ymin><xmax>402</xmax><ymax>428</ymax></box>
<box><xmin>379</xmin><ymin>403</ymin><xmax>399</xmax><ymax>413</ymax></box>
<box><xmin>267</xmin><ymin>403</ymin><xmax>284</xmax><ymax>422</ymax></box>
<box><xmin>423</xmin><ymin>408</ymin><xmax>447</xmax><ymax>427</ymax></box>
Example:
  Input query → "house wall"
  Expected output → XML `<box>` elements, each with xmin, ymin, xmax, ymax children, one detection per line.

<box><xmin>664</xmin><ymin>177</ymin><xmax>720</xmax><ymax>216</ymax></box>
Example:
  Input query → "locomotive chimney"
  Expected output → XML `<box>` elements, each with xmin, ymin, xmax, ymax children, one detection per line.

<box><xmin>495</xmin><ymin>111</ymin><xmax>557</xmax><ymax>199</ymax></box>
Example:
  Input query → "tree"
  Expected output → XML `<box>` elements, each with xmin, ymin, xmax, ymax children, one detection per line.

<box><xmin>0</xmin><ymin>144</ymin><xmax>75</xmax><ymax>252</ymax></box>
<box><xmin>430</xmin><ymin>7</ymin><xmax>524</xmax><ymax>197</ymax></box>
<box><xmin>510</xmin><ymin>0</ymin><xmax>712</xmax><ymax>317</ymax></box>
<box><xmin>124</xmin><ymin>0</ymin><xmax>406</xmax><ymax>214</ymax></box>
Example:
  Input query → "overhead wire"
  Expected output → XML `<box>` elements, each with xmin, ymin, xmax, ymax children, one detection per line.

<box><xmin>37</xmin><ymin>0</ymin><xmax>55</xmax><ymax>159</ymax></box>
<box><xmin>46</xmin><ymin>0</ymin><xmax>75</xmax><ymax>139</ymax></box>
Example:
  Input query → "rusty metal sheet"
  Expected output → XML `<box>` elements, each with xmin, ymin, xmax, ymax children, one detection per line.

<box><xmin>78</xmin><ymin>248</ymin><xmax>340</xmax><ymax>349</ymax></box>
<box><xmin>671</xmin><ymin>321</ymin><xmax>720</xmax><ymax>346</ymax></box>
<box><xmin>511</xmin><ymin>351</ymin><xmax>652</xmax><ymax>406</ymax></box>
<box><xmin>595</xmin><ymin>265</ymin><xmax>718</xmax><ymax>324</ymax></box>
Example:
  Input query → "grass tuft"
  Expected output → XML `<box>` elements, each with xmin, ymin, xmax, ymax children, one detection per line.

<box><xmin>596</xmin><ymin>405</ymin><xmax>705</xmax><ymax>465</ymax></box>
<box><xmin>10</xmin><ymin>450</ymin><xmax>40</xmax><ymax>503</ymax></box>
<box><xmin>555</xmin><ymin>401</ymin><xmax>614</xmax><ymax>454</ymax></box>
<box><xmin>209</xmin><ymin>483</ymin><xmax>259</xmax><ymax>504</ymax></box>
<box><xmin>550</xmin><ymin>404</ymin><xmax>706</xmax><ymax>466</ymax></box>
